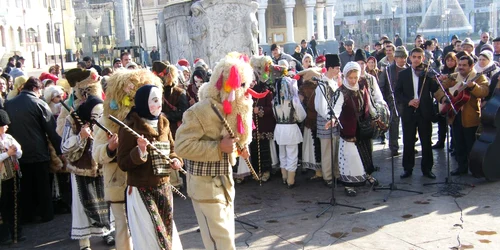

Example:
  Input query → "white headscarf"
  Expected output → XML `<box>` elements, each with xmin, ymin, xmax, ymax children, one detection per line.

<box><xmin>342</xmin><ymin>62</ymin><xmax>361</xmax><ymax>91</ymax></box>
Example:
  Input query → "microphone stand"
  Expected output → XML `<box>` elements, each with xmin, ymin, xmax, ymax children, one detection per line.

<box><xmin>314</xmin><ymin>77</ymin><xmax>365</xmax><ymax>218</ymax></box>
<box><xmin>423</xmin><ymin>73</ymin><xmax>474</xmax><ymax>189</ymax></box>
<box><xmin>374</xmin><ymin>65</ymin><xmax>423</xmax><ymax>201</ymax></box>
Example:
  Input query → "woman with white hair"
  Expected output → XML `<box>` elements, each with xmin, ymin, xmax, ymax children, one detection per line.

<box><xmin>325</xmin><ymin>62</ymin><xmax>377</xmax><ymax>197</ymax></box>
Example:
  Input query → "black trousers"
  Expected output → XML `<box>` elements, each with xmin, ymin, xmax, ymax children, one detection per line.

<box><xmin>452</xmin><ymin>112</ymin><xmax>477</xmax><ymax>172</ymax></box>
<box><xmin>436</xmin><ymin>115</ymin><xmax>447</xmax><ymax>143</ymax></box>
<box><xmin>402</xmin><ymin>115</ymin><xmax>434</xmax><ymax>173</ymax></box>
<box><xmin>0</xmin><ymin>176</ymin><xmax>21</xmax><ymax>239</ymax></box>
<box><xmin>19</xmin><ymin>161</ymin><xmax>53</xmax><ymax>223</ymax></box>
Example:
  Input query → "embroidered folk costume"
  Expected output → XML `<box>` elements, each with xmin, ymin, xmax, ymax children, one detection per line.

<box><xmin>152</xmin><ymin>62</ymin><xmax>188</xmax><ymax>190</ymax></box>
<box><xmin>60</xmin><ymin>74</ymin><xmax>114</xmax><ymax>250</ymax></box>
<box><xmin>314</xmin><ymin>54</ymin><xmax>343</xmax><ymax>186</ymax></box>
<box><xmin>117</xmin><ymin>85</ymin><xmax>183</xmax><ymax>250</ymax></box>
<box><xmin>92</xmin><ymin>69</ymin><xmax>161</xmax><ymax>250</ymax></box>
<box><xmin>273</xmin><ymin>74</ymin><xmax>307</xmax><ymax>188</ymax></box>
<box><xmin>331</xmin><ymin>62</ymin><xmax>378</xmax><ymax>196</ymax></box>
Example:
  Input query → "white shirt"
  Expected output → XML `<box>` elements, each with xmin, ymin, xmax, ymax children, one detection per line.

<box><xmin>314</xmin><ymin>75</ymin><xmax>338</xmax><ymax>120</ymax></box>
<box><xmin>411</xmin><ymin>68</ymin><xmax>420</xmax><ymax>99</ymax></box>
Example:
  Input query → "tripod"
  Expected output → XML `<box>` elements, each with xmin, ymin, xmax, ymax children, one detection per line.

<box><xmin>374</xmin><ymin>65</ymin><xmax>422</xmax><ymax>201</ymax></box>
<box><xmin>423</xmin><ymin>74</ymin><xmax>473</xmax><ymax>189</ymax></box>
<box><xmin>314</xmin><ymin>77</ymin><xmax>365</xmax><ymax>218</ymax></box>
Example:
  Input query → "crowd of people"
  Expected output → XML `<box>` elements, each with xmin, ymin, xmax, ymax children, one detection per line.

<box><xmin>0</xmin><ymin>30</ymin><xmax>498</xmax><ymax>250</ymax></box>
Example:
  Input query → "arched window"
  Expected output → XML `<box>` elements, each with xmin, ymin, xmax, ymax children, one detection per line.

<box><xmin>46</xmin><ymin>23</ymin><xmax>52</xmax><ymax>43</ymax></box>
<box><xmin>17</xmin><ymin>27</ymin><xmax>23</xmax><ymax>46</ymax></box>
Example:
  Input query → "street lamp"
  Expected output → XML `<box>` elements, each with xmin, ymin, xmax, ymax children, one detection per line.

<box><xmin>391</xmin><ymin>5</ymin><xmax>397</xmax><ymax>40</ymax></box>
<box><xmin>94</xmin><ymin>28</ymin><xmax>99</xmax><ymax>66</ymax></box>
<box><xmin>445</xmin><ymin>9</ymin><xmax>450</xmax><ymax>45</ymax></box>
<box><xmin>55</xmin><ymin>22</ymin><xmax>64</xmax><ymax>73</ymax></box>
<box><xmin>48</xmin><ymin>4</ymin><xmax>57</xmax><ymax>66</ymax></box>
<box><xmin>376</xmin><ymin>16</ymin><xmax>380</xmax><ymax>38</ymax></box>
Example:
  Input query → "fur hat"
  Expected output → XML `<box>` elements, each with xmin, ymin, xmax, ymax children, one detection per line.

<box><xmin>325</xmin><ymin>54</ymin><xmax>340</xmax><ymax>69</ymax></box>
<box><xmin>250</xmin><ymin>55</ymin><xmax>273</xmax><ymax>83</ymax></box>
<box><xmin>354</xmin><ymin>49</ymin><xmax>367</xmax><ymax>62</ymax></box>
<box><xmin>100</xmin><ymin>69</ymin><xmax>162</xmax><ymax>133</ymax></box>
<box><xmin>0</xmin><ymin>109</ymin><xmax>11</xmax><ymax>126</ymax></box>
<box><xmin>198</xmin><ymin>52</ymin><xmax>254</xmax><ymax>160</ymax></box>
<box><xmin>65</xmin><ymin>68</ymin><xmax>103</xmax><ymax>102</ymax></box>
<box><xmin>395</xmin><ymin>46</ymin><xmax>408</xmax><ymax>58</ymax></box>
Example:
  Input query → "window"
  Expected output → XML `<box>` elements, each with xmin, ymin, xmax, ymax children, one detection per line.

<box><xmin>61</xmin><ymin>0</ymin><xmax>66</xmax><ymax>10</ymax></box>
<box><xmin>18</xmin><ymin>27</ymin><xmax>23</xmax><ymax>45</ymax></box>
<box><xmin>139</xmin><ymin>27</ymin><xmax>143</xmax><ymax>43</ymax></box>
<box><xmin>46</xmin><ymin>23</ymin><xmax>52</xmax><ymax>43</ymax></box>
<box><xmin>55</xmin><ymin>27</ymin><xmax>60</xmax><ymax>43</ymax></box>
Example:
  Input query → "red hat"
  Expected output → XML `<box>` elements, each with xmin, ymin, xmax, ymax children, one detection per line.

<box><xmin>193</xmin><ymin>58</ymin><xmax>201</xmax><ymax>64</ymax></box>
<box><xmin>39</xmin><ymin>72</ymin><xmax>59</xmax><ymax>83</ymax></box>
<box><xmin>315</xmin><ymin>55</ymin><xmax>326</xmax><ymax>64</ymax></box>
<box><xmin>177</xmin><ymin>59</ymin><xmax>189</xmax><ymax>67</ymax></box>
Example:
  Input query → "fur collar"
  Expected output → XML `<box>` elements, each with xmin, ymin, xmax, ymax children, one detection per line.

<box><xmin>126</xmin><ymin>112</ymin><xmax>170</xmax><ymax>137</ymax></box>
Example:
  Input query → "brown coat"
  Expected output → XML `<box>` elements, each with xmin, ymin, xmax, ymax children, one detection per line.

<box><xmin>434</xmin><ymin>72</ymin><xmax>489</xmax><ymax>128</ymax></box>
<box><xmin>117</xmin><ymin>112</ymin><xmax>182</xmax><ymax>187</ymax></box>
<box><xmin>299</xmin><ymin>80</ymin><xmax>318</xmax><ymax>129</ymax></box>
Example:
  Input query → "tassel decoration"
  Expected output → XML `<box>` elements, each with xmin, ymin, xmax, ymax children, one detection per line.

<box><xmin>121</xmin><ymin>96</ymin><xmax>132</xmax><ymax>107</ymax></box>
<box><xmin>227</xmin><ymin>65</ymin><xmax>240</xmax><ymax>89</ymax></box>
<box><xmin>223</xmin><ymin>81</ymin><xmax>232</xmax><ymax>93</ymax></box>
<box><xmin>222</xmin><ymin>100</ymin><xmax>232</xmax><ymax>114</ymax></box>
<box><xmin>237</xmin><ymin>114</ymin><xmax>244</xmax><ymax>134</ymax></box>
<box><xmin>321</xmin><ymin>67</ymin><xmax>327</xmax><ymax>73</ymax></box>
<box><xmin>228</xmin><ymin>90</ymin><xmax>235</xmax><ymax>102</ymax></box>
<box><xmin>252</xmin><ymin>120</ymin><xmax>256</xmax><ymax>130</ymax></box>
<box><xmin>293</xmin><ymin>74</ymin><xmax>301</xmax><ymax>80</ymax></box>
<box><xmin>110</xmin><ymin>99</ymin><xmax>119</xmax><ymax>110</ymax></box>
<box><xmin>216</xmin><ymin>73</ymin><xmax>223</xmax><ymax>90</ymax></box>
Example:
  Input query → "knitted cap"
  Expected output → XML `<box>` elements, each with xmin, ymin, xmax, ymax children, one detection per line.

<box><xmin>395</xmin><ymin>46</ymin><xmax>409</xmax><ymax>58</ymax></box>
<box><xmin>0</xmin><ymin>109</ymin><xmax>11</xmax><ymax>126</ymax></box>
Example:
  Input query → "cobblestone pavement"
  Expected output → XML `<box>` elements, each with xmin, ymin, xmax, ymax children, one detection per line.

<box><xmin>6</xmin><ymin>68</ymin><xmax>499</xmax><ymax>250</ymax></box>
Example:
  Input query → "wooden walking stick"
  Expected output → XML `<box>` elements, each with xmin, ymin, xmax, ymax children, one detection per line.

<box><xmin>211</xmin><ymin>104</ymin><xmax>260</xmax><ymax>181</ymax></box>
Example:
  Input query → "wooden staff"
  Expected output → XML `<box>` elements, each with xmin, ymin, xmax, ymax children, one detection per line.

<box><xmin>60</xmin><ymin>100</ymin><xmax>84</xmax><ymax>126</ymax></box>
<box><xmin>108</xmin><ymin>115</ymin><xmax>188</xmax><ymax>176</ymax></box>
<box><xmin>92</xmin><ymin>119</ymin><xmax>113</xmax><ymax>137</ymax></box>
<box><xmin>211</xmin><ymin>104</ymin><xmax>260</xmax><ymax>181</ymax></box>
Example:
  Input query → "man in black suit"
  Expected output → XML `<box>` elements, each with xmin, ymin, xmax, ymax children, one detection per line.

<box><xmin>395</xmin><ymin>48</ymin><xmax>439</xmax><ymax>179</ymax></box>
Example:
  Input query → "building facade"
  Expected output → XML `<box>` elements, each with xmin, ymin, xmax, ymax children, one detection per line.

<box><xmin>0</xmin><ymin>0</ymin><xmax>77</xmax><ymax>70</ymax></box>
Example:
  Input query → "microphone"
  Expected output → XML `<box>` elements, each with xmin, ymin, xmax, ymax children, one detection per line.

<box><xmin>312</xmin><ymin>76</ymin><xmax>326</xmax><ymax>83</ymax></box>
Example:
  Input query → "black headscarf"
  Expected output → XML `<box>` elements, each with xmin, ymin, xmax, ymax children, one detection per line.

<box><xmin>77</xmin><ymin>95</ymin><xmax>103</xmax><ymax>123</ymax></box>
<box><xmin>133</xmin><ymin>85</ymin><xmax>159</xmax><ymax>120</ymax></box>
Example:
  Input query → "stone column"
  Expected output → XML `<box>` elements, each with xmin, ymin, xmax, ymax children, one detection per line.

<box><xmin>284</xmin><ymin>1</ymin><xmax>296</xmax><ymax>43</ymax></box>
<box><xmin>304</xmin><ymin>0</ymin><xmax>315</xmax><ymax>40</ymax></box>
<box><xmin>325</xmin><ymin>0</ymin><xmax>335</xmax><ymax>40</ymax></box>
<box><xmin>257</xmin><ymin>9</ymin><xmax>267</xmax><ymax>44</ymax></box>
<box><xmin>257</xmin><ymin>0</ymin><xmax>268</xmax><ymax>45</ymax></box>
<box><xmin>316</xmin><ymin>4</ymin><xmax>325</xmax><ymax>42</ymax></box>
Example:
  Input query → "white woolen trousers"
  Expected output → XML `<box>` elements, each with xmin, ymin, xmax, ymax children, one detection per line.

<box><xmin>278</xmin><ymin>144</ymin><xmax>299</xmax><ymax>172</ymax></box>
<box><xmin>110</xmin><ymin>203</ymin><xmax>132</xmax><ymax>250</ymax></box>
